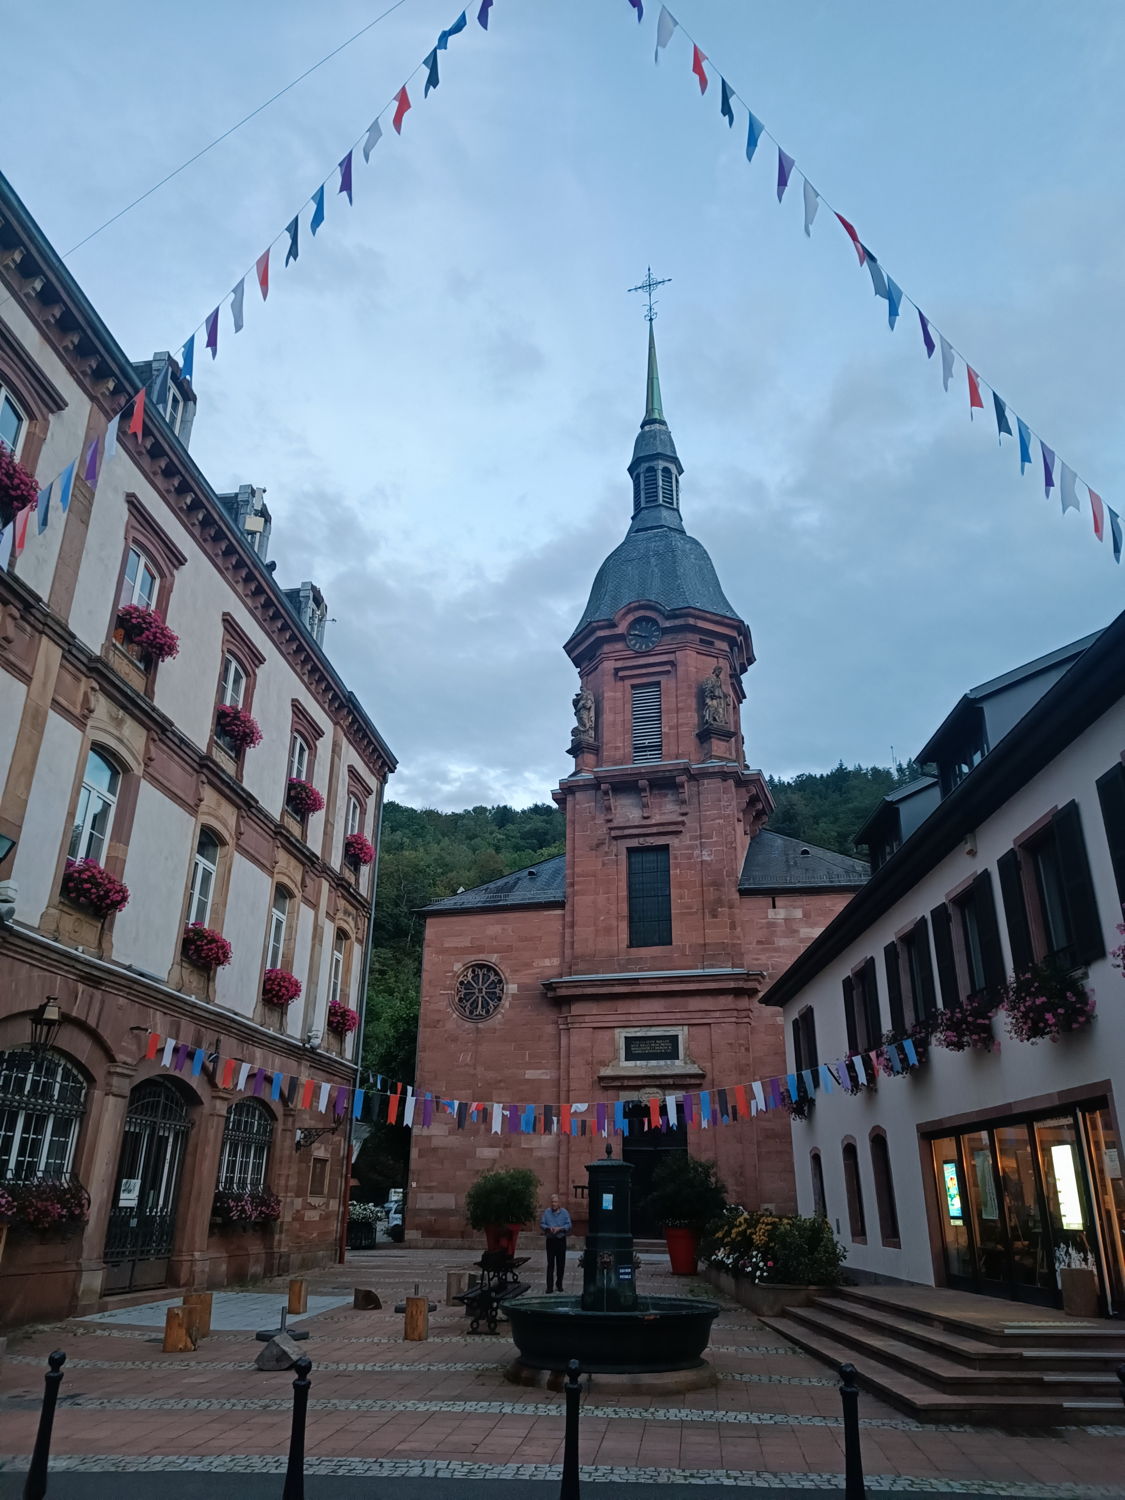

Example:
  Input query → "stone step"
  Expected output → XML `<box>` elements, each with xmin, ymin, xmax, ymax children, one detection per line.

<box><xmin>829</xmin><ymin>1284</ymin><xmax>1125</xmax><ymax>1350</ymax></box>
<box><xmin>779</xmin><ymin>1303</ymin><xmax>1125</xmax><ymax>1400</ymax></box>
<box><xmin>809</xmin><ymin>1294</ymin><xmax>1125</xmax><ymax>1374</ymax></box>
<box><xmin>763</xmin><ymin>1313</ymin><xmax>1125</xmax><ymax>1427</ymax></box>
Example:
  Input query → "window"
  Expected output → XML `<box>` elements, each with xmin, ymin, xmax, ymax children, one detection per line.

<box><xmin>267</xmin><ymin>887</ymin><xmax>290</xmax><ymax>970</ymax></box>
<box><xmin>329</xmin><ymin>930</ymin><xmax>348</xmax><ymax>1007</ymax></box>
<box><xmin>0</xmin><ymin>1049</ymin><xmax>87</xmax><ymax>1182</ymax></box>
<box><xmin>903</xmin><ymin>919</ymin><xmax>937</xmax><ymax>1022</ymax></box>
<box><xmin>164</xmin><ymin>384</ymin><xmax>184</xmax><ymax>435</ymax></box>
<box><xmin>119</xmin><ymin>545</ymin><xmax>158</xmax><ymax>611</ymax></box>
<box><xmin>1032</xmin><ymin>836</ymin><xmax>1070</xmax><ymax>960</ymax></box>
<box><xmin>309</xmin><ymin>1156</ymin><xmax>329</xmax><ymax>1198</ymax></box>
<box><xmin>220</xmin><ymin>652</ymin><xmax>246</xmax><ymax>709</ymax></box>
<box><xmin>631</xmin><ymin>682</ymin><xmax>662</xmax><ymax>763</ymax></box>
<box><xmin>810</xmin><ymin>1151</ymin><xmax>827</xmax><ymax>1219</ymax></box>
<box><xmin>1026</xmin><ymin>803</ymin><xmax>1104</xmax><ymax>967</ymax></box>
<box><xmin>0</xmin><ymin>383</ymin><xmax>25</xmax><ymax>456</ymax></box>
<box><xmin>953</xmin><ymin>871</ymin><xmax>1005</xmax><ymax>999</ymax></box>
<box><xmin>68</xmin><ymin>748</ymin><xmax>120</xmax><ymax>864</ymax></box>
<box><xmin>660</xmin><ymin>467</ymin><xmax>675</xmax><ymax>504</ymax></box>
<box><xmin>188</xmin><ymin>829</ymin><xmax>220</xmax><ymax>927</ymax></box>
<box><xmin>217</xmin><ymin>1099</ymin><xmax>273</xmax><ymax>1191</ymax></box>
<box><xmin>453</xmin><ymin>963</ymin><xmax>505</xmax><ymax>1022</ymax></box>
<box><xmin>346</xmin><ymin>794</ymin><xmax>362</xmax><ymax>839</ymax></box>
<box><xmin>289</xmin><ymin>733</ymin><xmax>310</xmax><ymax>782</ymax></box>
<box><xmin>1096</xmin><ymin>764</ymin><xmax>1125</xmax><ymax>907</ymax></box>
<box><xmin>792</xmin><ymin>1007</ymin><xmax>818</xmax><ymax>1074</ymax></box>
<box><xmin>869</xmin><ymin>1132</ymin><xmax>900</xmax><ymax>1246</ymax></box>
<box><xmin>846</xmin><ymin>958</ymin><xmax>880</xmax><ymax>1051</ymax></box>
<box><xmin>842</xmin><ymin>1141</ymin><xmax>866</xmax><ymax>1241</ymax></box>
<box><xmin>627</xmin><ymin>845</ymin><xmax>672</xmax><ymax>947</ymax></box>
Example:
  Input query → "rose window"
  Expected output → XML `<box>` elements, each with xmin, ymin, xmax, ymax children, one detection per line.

<box><xmin>453</xmin><ymin>963</ymin><xmax>505</xmax><ymax>1022</ymax></box>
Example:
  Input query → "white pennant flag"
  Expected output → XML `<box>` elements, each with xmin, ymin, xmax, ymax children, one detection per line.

<box><xmin>237</xmin><ymin>1061</ymin><xmax>252</xmax><ymax>1091</ymax></box>
<box><xmin>939</xmin><ymin>335</ymin><xmax>955</xmax><ymax>392</ymax></box>
<box><xmin>655</xmin><ymin>5</ymin><xmax>677</xmax><ymax>62</ymax></box>
<box><xmin>852</xmin><ymin>1053</ymin><xmax>868</xmax><ymax>1085</ymax></box>
<box><xmin>1059</xmin><ymin>462</ymin><xmax>1080</xmax><ymax>514</ymax></box>
<box><xmin>802</xmin><ymin>179</ymin><xmax>819</xmax><ymax>237</ymax></box>
<box><xmin>362</xmin><ymin>118</ymin><xmax>383</xmax><ymax>163</ymax></box>
<box><xmin>403</xmin><ymin>1088</ymin><xmax>417</xmax><ymax>1128</ymax></box>
<box><xmin>666</xmin><ymin>1094</ymin><xmax>679</xmax><ymax>1128</ymax></box>
<box><xmin>490</xmin><ymin>1103</ymin><xmax>503</xmax><ymax>1134</ymax></box>
<box><xmin>751</xmin><ymin>1080</ymin><xmax>766</xmax><ymax>1114</ymax></box>
<box><xmin>103</xmin><ymin>412</ymin><xmax>121</xmax><ymax>461</ymax></box>
<box><xmin>231</xmin><ymin>278</ymin><xmax>245</xmax><ymax>334</ymax></box>
<box><xmin>318</xmin><ymin>1082</ymin><xmax>331</xmax><ymax>1113</ymax></box>
<box><xmin>161</xmin><ymin>1037</ymin><xmax>177</xmax><ymax>1068</ymax></box>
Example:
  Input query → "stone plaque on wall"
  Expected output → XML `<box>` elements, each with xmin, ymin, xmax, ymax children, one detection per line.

<box><xmin>622</xmin><ymin>1032</ymin><xmax>681</xmax><ymax>1064</ymax></box>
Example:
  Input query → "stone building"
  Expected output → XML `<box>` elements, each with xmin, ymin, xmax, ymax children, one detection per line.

<box><xmin>0</xmin><ymin>169</ymin><xmax>394</xmax><ymax>1322</ymax></box>
<box><xmin>408</xmin><ymin>329</ymin><xmax>868</xmax><ymax>1244</ymax></box>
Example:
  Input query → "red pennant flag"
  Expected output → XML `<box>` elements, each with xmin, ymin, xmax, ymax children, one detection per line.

<box><xmin>127</xmin><ymin>388</ymin><xmax>145</xmax><ymax>438</ymax></box>
<box><xmin>691</xmin><ymin>45</ymin><xmax>708</xmax><ymax>93</ymax></box>
<box><xmin>388</xmin><ymin>1086</ymin><xmax>402</xmax><ymax>1124</ymax></box>
<box><xmin>220</xmin><ymin>1057</ymin><xmax>237</xmax><ymax>1090</ymax></box>
<box><xmin>834</xmin><ymin>213</ymin><xmax>866</xmax><ymax>265</ymax></box>
<box><xmin>648</xmin><ymin>1096</ymin><xmax>661</xmax><ymax>1129</ymax></box>
<box><xmin>966</xmin><ymin>365</ymin><xmax>984</xmax><ymax>416</ymax></box>
<box><xmin>256</xmin><ymin>249</ymin><xmax>270</xmax><ymax>301</ymax></box>
<box><xmin>300</xmin><ymin>1078</ymin><xmax>315</xmax><ymax>1110</ymax></box>
<box><xmin>392</xmin><ymin>86</ymin><xmax>411</xmax><ymax>134</ymax></box>
<box><xmin>145</xmin><ymin>1032</ymin><xmax>160</xmax><ymax>1061</ymax></box>
<box><xmin>1089</xmin><ymin>487</ymin><xmax>1105</xmax><ymax>540</ymax></box>
<box><xmin>12</xmin><ymin>503</ymin><xmax>32</xmax><ymax>558</ymax></box>
<box><xmin>734</xmin><ymin>1084</ymin><xmax>750</xmax><ymax>1120</ymax></box>
<box><xmin>560</xmin><ymin>1103</ymin><xmax>571</xmax><ymax>1135</ymax></box>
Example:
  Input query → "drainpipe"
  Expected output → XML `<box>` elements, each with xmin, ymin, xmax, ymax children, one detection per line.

<box><xmin>335</xmin><ymin>786</ymin><xmax>387</xmax><ymax>1265</ymax></box>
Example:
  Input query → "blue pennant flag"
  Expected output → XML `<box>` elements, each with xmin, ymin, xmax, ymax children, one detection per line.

<box><xmin>310</xmin><ymin>185</ymin><xmax>325</xmax><ymax>236</ymax></box>
<box><xmin>1017</xmin><ymin>418</ymin><xmax>1032</xmax><ymax>474</ymax></box>
<box><xmin>993</xmin><ymin>391</ymin><xmax>1013</xmax><ymax>443</ymax></box>
<box><xmin>720</xmin><ymin>79</ymin><xmax>734</xmax><ymax>127</ymax></box>
<box><xmin>56</xmin><ymin>460</ymin><xmax>76</xmax><ymax>514</ymax></box>
<box><xmin>886</xmin><ymin>277</ymin><xmax>902</xmax><ymax>329</ymax></box>
<box><xmin>424</xmin><ymin>48</ymin><xmax>440</xmax><ymax>95</ymax></box>
<box><xmin>746</xmin><ymin>111</ymin><xmax>764</xmax><ymax>164</ymax></box>
<box><xmin>863</xmin><ymin>249</ymin><xmax>888</xmax><ymax>299</ymax></box>
<box><xmin>438</xmin><ymin>9</ymin><xmax>467</xmax><ymax>46</ymax></box>
<box><xmin>786</xmin><ymin>1072</ymin><xmax>799</xmax><ymax>1101</ymax></box>
<box><xmin>36</xmin><ymin>481</ymin><xmax>51</xmax><ymax>534</ymax></box>
<box><xmin>1110</xmin><ymin>507</ymin><xmax>1123</xmax><ymax>563</ymax></box>
<box><xmin>181</xmin><ymin>334</ymin><xmax>195</xmax><ymax>386</ymax></box>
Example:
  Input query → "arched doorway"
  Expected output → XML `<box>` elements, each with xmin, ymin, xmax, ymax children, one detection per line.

<box><xmin>103</xmin><ymin>1079</ymin><xmax>192</xmax><ymax>1293</ymax></box>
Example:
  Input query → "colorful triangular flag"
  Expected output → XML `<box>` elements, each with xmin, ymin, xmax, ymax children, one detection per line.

<box><xmin>310</xmin><ymin>185</ymin><xmax>325</xmax><ymax>236</ymax></box>
<box><xmin>655</xmin><ymin>4</ymin><xmax>676</xmax><ymax>61</ymax></box>
<box><xmin>393</xmin><ymin>86</ymin><xmax>412</xmax><ymax>133</ymax></box>
<box><xmin>776</xmin><ymin>148</ymin><xmax>795</xmax><ymax>203</ymax></box>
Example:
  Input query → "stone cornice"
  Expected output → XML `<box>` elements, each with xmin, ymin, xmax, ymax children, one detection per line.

<box><xmin>543</xmin><ymin>968</ymin><xmax>765</xmax><ymax>1003</ymax></box>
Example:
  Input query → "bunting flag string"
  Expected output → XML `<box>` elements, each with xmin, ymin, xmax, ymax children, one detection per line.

<box><xmin>639</xmin><ymin>3</ymin><xmax>1119</xmax><ymax>564</ymax></box>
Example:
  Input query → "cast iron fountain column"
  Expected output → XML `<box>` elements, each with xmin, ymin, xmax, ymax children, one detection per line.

<box><xmin>581</xmin><ymin>1145</ymin><xmax>637</xmax><ymax>1312</ymax></box>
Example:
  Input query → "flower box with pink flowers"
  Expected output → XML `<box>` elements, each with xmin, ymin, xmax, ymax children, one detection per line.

<box><xmin>344</xmin><ymin>832</ymin><xmax>375</xmax><ymax>867</ymax></box>
<box><xmin>262</xmin><ymin>967</ymin><xmax>302</xmax><ymax>1008</ymax></box>
<box><xmin>215</xmin><ymin>704</ymin><xmax>262</xmax><ymax>753</ymax></box>
<box><xmin>0</xmin><ymin>443</ymin><xmax>39</xmax><ymax>526</ymax></box>
<box><xmin>327</xmin><ymin>1001</ymin><xmax>359</xmax><ymax>1036</ymax></box>
<box><xmin>61</xmin><ymin>858</ymin><xmax>130</xmax><ymax>919</ymax></box>
<box><xmin>116</xmin><ymin>604</ymin><xmax>180</xmax><ymax>663</ymax></box>
<box><xmin>286</xmin><ymin>779</ymin><xmax>324</xmax><ymax>818</ymax></box>
<box><xmin>211</xmin><ymin>1187</ymin><xmax>282</xmax><ymax>1230</ymax></box>
<box><xmin>3</xmin><ymin>1178</ymin><xmax>90</xmax><ymax>1236</ymax></box>
<box><xmin>1003</xmin><ymin>961</ymin><xmax>1094</xmax><ymax>1044</ymax></box>
<box><xmin>182</xmin><ymin>923</ymin><xmax>232</xmax><ymax>970</ymax></box>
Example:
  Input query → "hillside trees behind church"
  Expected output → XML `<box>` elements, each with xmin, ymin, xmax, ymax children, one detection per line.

<box><xmin>767</xmin><ymin>761</ymin><xmax>924</xmax><ymax>857</ymax></box>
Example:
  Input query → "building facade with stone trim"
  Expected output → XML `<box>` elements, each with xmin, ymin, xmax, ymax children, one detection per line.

<box><xmin>764</xmin><ymin>624</ymin><xmax>1125</xmax><ymax>1315</ymax></box>
<box><xmin>408</xmin><ymin>328</ymin><xmax>868</xmax><ymax>1244</ymax></box>
<box><xmin>0</xmin><ymin>170</ymin><xmax>395</xmax><ymax>1323</ymax></box>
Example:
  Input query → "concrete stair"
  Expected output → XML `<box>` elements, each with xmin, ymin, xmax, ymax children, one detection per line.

<box><xmin>761</xmin><ymin>1285</ymin><xmax>1125</xmax><ymax>1426</ymax></box>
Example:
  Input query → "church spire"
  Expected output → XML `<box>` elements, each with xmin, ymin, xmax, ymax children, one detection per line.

<box><xmin>644</xmin><ymin>321</ymin><xmax>664</xmax><ymax>426</ymax></box>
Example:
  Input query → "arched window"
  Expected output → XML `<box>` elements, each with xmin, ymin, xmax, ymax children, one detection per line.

<box><xmin>188</xmin><ymin>828</ymin><xmax>221</xmax><ymax>927</ymax></box>
<box><xmin>870</xmin><ymin>1131</ymin><xmax>900</xmax><ymax>1245</ymax></box>
<box><xmin>0</xmin><ymin>381</ymin><xmax>26</xmax><ymax>457</ymax></box>
<box><xmin>0</xmin><ymin>1048</ymin><xmax>87</xmax><ymax>1181</ymax></box>
<box><xmin>267</xmin><ymin>887</ymin><xmax>290</xmax><ymax>970</ymax></box>
<box><xmin>119</xmin><ymin>545</ymin><xmax>159</xmax><ymax>611</ymax></box>
<box><xmin>842</xmin><ymin>1141</ymin><xmax>866</xmax><ymax>1242</ymax></box>
<box><xmin>69</xmin><ymin>748</ymin><xmax>121</xmax><ymax>864</ymax></box>
<box><xmin>329</xmin><ymin>930</ymin><xmax>348</xmax><ymax>1006</ymax></box>
<box><xmin>346</xmin><ymin>794</ymin><xmax>362</xmax><ymax>839</ymax></box>
<box><xmin>217</xmin><ymin>1099</ymin><xmax>274</xmax><ymax>1191</ymax></box>
<box><xmin>288</xmin><ymin>732</ymin><xmax>310</xmax><ymax>782</ymax></box>
<box><xmin>220</xmin><ymin>652</ymin><xmax>246</xmax><ymax>709</ymax></box>
<box><xmin>810</xmin><ymin>1150</ymin><xmax>827</xmax><ymax>1219</ymax></box>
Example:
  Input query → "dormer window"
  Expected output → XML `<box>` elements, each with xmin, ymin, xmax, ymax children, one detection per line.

<box><xmin>164</xmin><ymin>383</ymin><xmax>184</xmax><ymax>435</ymax></box>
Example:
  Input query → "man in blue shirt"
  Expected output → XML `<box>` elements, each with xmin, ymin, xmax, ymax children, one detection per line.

<box><xmin>540</xmin><ymin>1193</ymin><xmax>572</xmax><ymax>1293</ymax></box>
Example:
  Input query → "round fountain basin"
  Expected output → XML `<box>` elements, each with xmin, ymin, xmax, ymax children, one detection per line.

<box><xmin>505</xmin><ymin>1294</ymin><xmax>720</xmax><ymax>1374</ymax></box>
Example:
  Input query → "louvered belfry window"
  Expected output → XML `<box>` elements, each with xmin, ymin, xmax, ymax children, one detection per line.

<box><xmin>643</xmin><ymin>466</ymin><xmax>659</xmax><ymax>504</ymax></box>
<box><xmin>660</xmin><ymin>467</ymin><xmax>675</xmax><ymax>504</ymax></box>
<box><xmin>631</xmin><ymin>682</ymin><xmax>662</xmax><ymax>763</ymax></box>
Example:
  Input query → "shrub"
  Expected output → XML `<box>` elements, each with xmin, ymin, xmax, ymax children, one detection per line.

<box><xmin>211</xmin><ymin>1187</ymin><xmax>281</xmax><ymax>1227</ymax></box>
<box><xmin>262</xmin><ymin>968</ymin><xmax>301</xmax><ymax>1007</ymax></box>
<box><xmin>703</xmin><ymin>1206</ymin><xmax>846</xmax><ymax>1285</ymax></box>
<box><xmin>182</xmin><ymin>923</ymin><xmax>232</xmax><ymax>969</ymax></box>
<box><xmin>61</xmin><ymin>858</ymin><xmax>130</xmax><ymax>918</ymax></box>
<box><xmin>464</xmin><ymin>1167</ymin><xmax>540</xmax><ymax>1229</ymax></box>
<box><xmin>344</xmin><ymin>832</ymin><xmax>375</xmax><ymax>866</ymax></box>
<box><xmin>287</xmin><ymin>779</ymin><xmax>325</xmax><ymax>817</ymax></box>
<box><xmin>1003</xmin><ymin>961</ymin><xmax>1095</xmax><ymax>1044</ymax></box>
<box><xmin>327</xmin><ymin>1001</ymin><xmax>359</xmax><ymax>1035</ymax></box>
<box><xmin>116</xmin><ymin>605</ymin><xmax>179</xmax><ymax>662</ymax></box>
<box><xmin>215</xmin><ymin>704</ymin><xmax>262</xmax><ymax>751</ymax></box>
<box><xmin>643</xmin><ymin>1154</ymin><xmax>726</xmax><ymax>1231</ymax></box>
<box><xmin>348</xmin><ymin>1201</ymin><xmax>382</xmax><ymax>1224</ymax></box>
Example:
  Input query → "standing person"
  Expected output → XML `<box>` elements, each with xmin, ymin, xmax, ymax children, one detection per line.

<box><xmin>540</xmin><ymin>1193</ymin><xmax>572</xmax><ymax>1293</ymax></box>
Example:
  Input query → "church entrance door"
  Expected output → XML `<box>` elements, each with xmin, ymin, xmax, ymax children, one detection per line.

<box><xmin>621</xmin><ymin>1101</ymin><xmax>687</xmax><ymax>1238</ymax></box>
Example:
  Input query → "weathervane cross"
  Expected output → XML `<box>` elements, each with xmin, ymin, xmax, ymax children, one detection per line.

<box><xmin>628</xmin><ymin>265</ymin><xmax>671</xmax><ymax>323</ymax></box>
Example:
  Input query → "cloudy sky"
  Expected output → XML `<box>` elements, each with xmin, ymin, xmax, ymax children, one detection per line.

<box><xmin>7</xmin><ymin>0</ymin><xmax>1125</xmax><ymax>807</ymax></box>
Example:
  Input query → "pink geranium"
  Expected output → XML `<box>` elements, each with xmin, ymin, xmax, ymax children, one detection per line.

<box><xmin>1003</xmin><ymin>961</ymin><xmax>1094</xmax><ymax>1044</ymax></box>
<box><xmin>117</xmin><ymin>605</ymin><xmax>180</xmax><ymax>662</ymax></box>
<box><xmin>61</xmin><ymin>858</ymin><xmax>130</xmax><ymax>918</ymax></box>
<box><xmin>286</xmin><ymin>779</ymin><xmax>325</xmax><ymax>817</ymax></box>
<box><xmin>262</xmin><ymin>968</ymin><xmax>301</xmax><ymax>1007</ymax></box>
<box><xmin>0</xmin><ymin>443</ymin><xmax>39</xmax><ymax>520</ymax></box>
<box><xmin>327</xmin><ymin>1000</ymin><xmax>359</xmax><ymax>1035</ymax></box>
<box><xmin>344</xmin><ymin>832</ymin><xmax>375</xmax><ymax>867</ymax></box>
<box><xmin>182</xmin><ymin>923</ymin><xmax>232</xmax><ymax>969</ymax></box>
<box><xmin>215</xmin><ymin>703</ymin><xmax>262</xmax><ymax>752</ymax></box>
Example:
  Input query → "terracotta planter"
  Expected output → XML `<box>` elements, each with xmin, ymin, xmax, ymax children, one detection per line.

<box><xmin>1060</xmin><ymin>1266</ymin><xmax>1100</xmax><ymax>1319</ymax></box>
<box><xmin>663</xmin><ymin>1225</ymin><xmax>699</xmax><ymax>1275</ymax></box>
<box><xmin>484</xmin><ymin>1224</ymin><xmax>522</xmax><ymax>1256</ymax></box>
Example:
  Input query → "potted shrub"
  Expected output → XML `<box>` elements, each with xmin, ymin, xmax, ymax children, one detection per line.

<box><xmin>215</xmin><ymin>704</ymin><xmax>262</xmax><ymax>754</ymax></box>
<box><xmin>287</xmin><ymin>779</ymin><xmax>325</xmax><ymax>818</ymax></box>
<box><xmin>0</xmin><ymin>443</ymin><xmax>39</xmax><ymax>528</ymax></box>
<box><xmin>464</xmin><ymin>1167</ymin><xmax>539</xmax><ymax>1255</ymax></box>
<box><xmin>182</xmin><ymin>923</ymin><xmax>232</xmax><ymax>970</ymax></box>
<box><xmin>327</xmin><ymin>1000</ymin><xmax>359</xmax><ymax>1036</ymax></box>
<box><xmin>702</xmin><ymin>1205</ymin><xmax>847</xmax><ymax>1314</ymax></box>
<box><xmin>61</xmin><ymin>858</ymin><xmax>130</xmax><ymax>919</ymax></box>
<box><xmin>1003</xmin><ymin>961</ymin><xmax>1095</xmax><ymax>1044</ymax></box>
<box><xmin>344</xmin><ymin>832</ymin><xmax>375</xmax><ymax>867</ymax></box>
<box><xmin>1055</xmin><ymin>1238</ymin><xmax>1100</xmax><ymax>1317</ymax></box>
<box><xmin>644</xmin><ymin>1154</ymin><xmax>726</xmax><ymax>1274</ymax></box>
<box><xmin>116</xmin><ymin>604</ymin><xmax>180</xmax><ymax>663</ymax></box>
<box><xmin>262</xmin><ymin>967</ymin><xmax>301</xmax><ymax>1008</ymax></box>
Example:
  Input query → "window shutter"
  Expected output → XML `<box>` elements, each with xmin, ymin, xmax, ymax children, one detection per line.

<box><xmin>791</xmin><ymin>1017</ymin><xmax>803</xmax><ymax>1074</ymax></box>
<box><xmin>884</xmin><ymin>941</ymin><xmax>905</xmax><ymax>1034</ymax></box>
<box><xmin>843</xmin><ymin>975</ymin><xmax>858</xmax><ymax>1052</ymax></box>
<box><xmin>997</xmin><ymin>849</ymin><xmax>1032</xmax><ymax>974</ymax></box>
<box><xmin>930</xmin><ymin>903</ymin><xmax>959</xmax><ymax>1008</ymax></box>
<box><xmin>1096</xmin><ymin>764</ymin><xmax>1125</xmax><ymax>907</ymax></box>
<box><xmin>803</xmin><ymin>1007</ymin><xmax>819</xmax><ymax>1069</ymax></box>
<box><xmin>630</xmin><ymin>682</ymin><xmax>662</xmax><ymax>764</ymax></box>
<box><xmin>862</xmin><ymin>956</ymin><xmax>881</xmax><ymax>1043</ymax></box>
<box><xmin>913</xmin><ymin>917</ymin><xmax>938</xmax><ymax>1018</ymax></box>
<box><xmin>1053</xmin><ymin>800</ymin><xmax>1105</xmax><ymax>964</ymax></box>
<box><xmin>972</xmin><ymin>870</ymin><xmax>1006</xmax><ymax>992</ymax></box>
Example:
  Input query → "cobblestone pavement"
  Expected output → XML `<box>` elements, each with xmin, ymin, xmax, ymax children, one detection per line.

<box><xmin>1</xmin><ymin>1249</ymin><xmax>1124</xmax><ymax>1496</ymax></box>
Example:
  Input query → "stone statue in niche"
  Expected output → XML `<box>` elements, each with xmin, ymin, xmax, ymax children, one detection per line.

<box><xmin>571</xmin><ymin>686</ymin><xmax>596</xmax><ymax>746</ymax></box>
<box><xmin>701</xmin><ymin>665</ymin><xmax>730</xmax><ymax>729</ymax></box>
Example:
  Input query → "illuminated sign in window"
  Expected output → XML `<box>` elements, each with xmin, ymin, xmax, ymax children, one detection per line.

<box><xmin>1050</xmin><ymin>1144</ymin><xmax>1085</xmax><ymax>1231</ymax></box>
<box><xmin>942</xmin><ymin>1162</ymin><xmax>962</xmax><ymax>1222</ymax></box>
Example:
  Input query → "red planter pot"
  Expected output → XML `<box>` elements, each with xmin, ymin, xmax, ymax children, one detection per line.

<box><xmin>484</xmin><ymin>1224</ymin><xmax>522</xmax><ymax>1256</ymax></box>
<box><xmin>663</xmin><ymin>1226</ymin><xmax>700</xmax><ymax>1275</ymax></box>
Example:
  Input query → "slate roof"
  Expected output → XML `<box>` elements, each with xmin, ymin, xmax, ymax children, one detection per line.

<box><xmin>738</xmin><ymin>829</ymin><xmax>870</xmax><ymax>892</ymax></box>
<box><xmin>574</xmin><ymin>523</ymin><xmax>738</xmax><ymax>632</ymax></box>
<box><xmin>421</xmin><ymin>855</ymin><xmax>567</xmax><ymax>913</ymax></box>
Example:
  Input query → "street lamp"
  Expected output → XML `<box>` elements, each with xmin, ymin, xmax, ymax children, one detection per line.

<box><xmin>29</xmin><ymin>998</ymin><xmax>63</xmax><ymax>1051</ymax></box>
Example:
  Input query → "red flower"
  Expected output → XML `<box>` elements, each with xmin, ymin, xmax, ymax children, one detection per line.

<box><xmin>215</xmin><ymin>704</ymin><xmax>262</xmax><ymax>751</ymax></box>
<box><xmin>182</xmin><ymin>923</ymin><xmax>232</xmax><ymax>969</ymax></box>
<box><xmin>262</xmin><ymin>968</ymin><xmax>302</xmax><ymax>1007</ymax></box>
<box><xmin>117</xmin><ymin>605</ymin><xmax>180</xmax><ymax>662</ymax></box>
<box><xmin>344</xmin><ymin>832</ymin><xmax>375</xmax><ymax>867</ymax></box>
<box><xmin>61</xmin><ymin>858</ymin><xmax>130</xmax><ymax>918</ymax></box>
<box><xmin>0</xmin><ymin>443</ymin><xmax>39</xmax><ymax>521</ymax></box>
<box><xmin>286</xmin><ymin>779</ymin><xmax>325</xmax><ymax>817</ymax></box>
<box><xmin>327</xmin><ymin>1001</ymin><xmax>359</xmax><ymax>1035</ymax></box>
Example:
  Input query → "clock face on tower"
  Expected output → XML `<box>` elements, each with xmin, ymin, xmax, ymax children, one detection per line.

<box><xmin>625</xmin><ymin>616</ymin><xmax>662</xmax><ymax>652</ymax></box>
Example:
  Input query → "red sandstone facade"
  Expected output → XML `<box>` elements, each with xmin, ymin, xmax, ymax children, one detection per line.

<box><xmin>409</xmin><ymin>330</ymin><xmax>866</xmax><ymax>1244</ymax></box>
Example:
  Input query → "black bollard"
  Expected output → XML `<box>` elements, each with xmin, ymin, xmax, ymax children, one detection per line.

<box><xmin>838</xmin><ymin>1362</ymin><xmax>866</xmax><ymax>1500</ymax></box>
<box><xmin>22</xmin><ymin>1350</ymin><xmax>66</xmax><ymax>1500</ymax></box>
<box><xmin>282</xmin><ymin>1356</ymin><xmax>312</xmax><ymax>1500</ymax></box>
<box><xmin>559</xmin><ymin>1358</ymin><xmax>582</xmax><ymax>1500</ymax></box>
